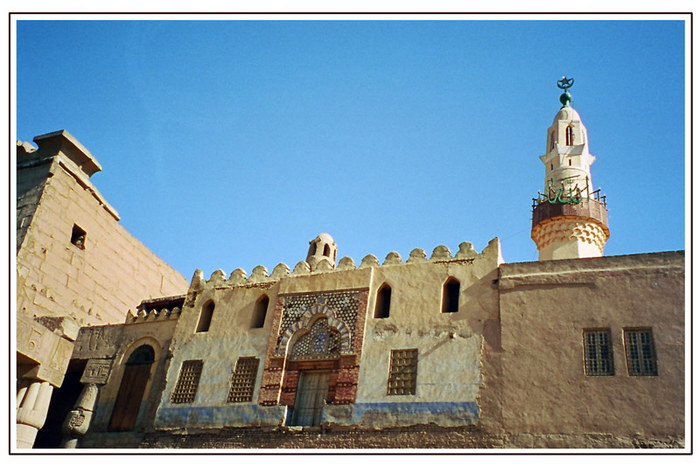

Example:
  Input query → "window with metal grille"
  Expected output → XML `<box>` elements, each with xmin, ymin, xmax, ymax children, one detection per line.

<box><xmin>170</xmin><ymin>360</ymin><xmax>203</xmax><ymax>403</ymax></box>
<box><xmin>227</xmin><ymin>357</ymin><xmax>259</xmax><ymax>403</ymax></box>
<box><xmin>624</xmin><ymin>328</ymin><xmax>658</xmax><ymax>376</ymax></box>
<box><xmin>583</xmin><ymin>329</ymin><xmax>614</xmax><ymax>376</ymax></box>
<box><xmin>387</xmin><ymin>349</ymin><xmax>418</xmax><ymax>395</ymax></box>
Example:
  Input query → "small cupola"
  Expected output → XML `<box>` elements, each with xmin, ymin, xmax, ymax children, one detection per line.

<box><xmin>306</xmin><ymin>233</ymin><xmax>337</xmax><ymax>270</ymax></box>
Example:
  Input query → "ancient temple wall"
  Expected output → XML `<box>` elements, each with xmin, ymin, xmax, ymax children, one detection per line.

<box><xmin>16</xmin><ymin>151</ymin><xmax>188</xmax><ymax>328</ymax></box>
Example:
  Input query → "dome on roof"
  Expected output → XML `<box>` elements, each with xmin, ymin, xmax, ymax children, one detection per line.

<box><xmin>306</xmin><ymin>233</ymin><xmax>338</xmax><ymax>270</ymax></box>
<box><xmin>314</xmin><ymin>232</ymin><xmax>335</xmax><ymax>243</ymax></box>
<box><xmin>553</xmin><ymin>106</ymin><xmax>581</xmax><ymax>124</ymax></box>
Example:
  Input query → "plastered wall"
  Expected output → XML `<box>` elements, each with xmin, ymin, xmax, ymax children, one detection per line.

<box><xmin>155</xmin><ymin>272</ymin><xmax>284</xmax><ymax>429</ymax></box>
<box><xmin>493</xmin><ymin>251</ymin><xmax>684</xmax><ymax>440</ymax></box>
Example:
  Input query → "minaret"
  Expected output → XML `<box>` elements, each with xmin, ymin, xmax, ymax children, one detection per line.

<box><xmin>531</xmin><ymin>77</ymin><xmax>610</xmax><ymax>261</ymax></box>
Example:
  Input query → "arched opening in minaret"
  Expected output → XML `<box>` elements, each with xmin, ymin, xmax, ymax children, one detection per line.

<box><xmin>442</xmin><ymin>277</ymin><xmax>460</xmax><ymax>313</ymax></box>
<box><xmin>323</xmin><ymin>244</ymin><xmax>331</xmax><ymax>257</ymax></box>
<box><xmin>374</xmin><ymin>284</ymin><xmax>392</xmax><ymax>319</ymax></box>
<box><xmin>566</xmin><ymin>125</ymin><xmax>574</xmax><ymax>146</ymax></box>
<box><xmin>549</xmin><ymin>131</ymin><xmax>555</xmax><ymax>150</ymax></box>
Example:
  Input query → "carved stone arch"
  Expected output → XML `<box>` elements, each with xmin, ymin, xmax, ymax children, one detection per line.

<box><xmin>276</xmin><ymin>304</ymin><xmax>352</xmax><ymax>356</ymax></box>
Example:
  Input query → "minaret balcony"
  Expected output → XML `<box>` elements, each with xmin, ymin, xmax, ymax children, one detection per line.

<box><xmin>531</xmin><ymin>196</ymin><xmax>608</xmax><ymax>230</ymax></box>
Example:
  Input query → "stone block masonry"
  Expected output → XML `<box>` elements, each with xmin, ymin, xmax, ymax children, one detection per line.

<box><xmin>17</xmin><ymin>132</ymin><xmax>188</xmax><ymax>327</ymax></box>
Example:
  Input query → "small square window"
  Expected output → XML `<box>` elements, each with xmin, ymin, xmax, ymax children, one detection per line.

<box><xmin>387</xmin><ymin>349</ymin><xmax>418</xmax><ymax>395</ymax></box>
<box><xmin>624</xmin><ymin>328</ymin><xmax>658</xmax><ymax>376</ymax></box>
<box><xmin>71</xmin><ymin>224</ymin><xmax>86</xmax><ymax>249</ymax></box>
<box><xmin>583</xmin><ymin>329</ymin><xmax>614</xmax><ymax>376</ymax></box>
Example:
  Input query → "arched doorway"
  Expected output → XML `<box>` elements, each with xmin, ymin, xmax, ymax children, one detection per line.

<box><xmin>287</xmin><ymin>317</ymin><xmax>341</xmax><ymax>427</ymax></box>
<box><xmin>107</xmin><ymin>345</ymin><xmax>155</xmax><ymax>432</ymax></box>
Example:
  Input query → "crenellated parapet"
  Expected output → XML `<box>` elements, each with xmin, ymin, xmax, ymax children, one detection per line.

<box><xmin>188</xmin><ymin>237</ymin><xmax>503</xmax><ymax>292</ymax></box>
<box><xmin>125</xmin><ymin>295</ymin><xmax>186</xmax><ymax>324</ymax></box>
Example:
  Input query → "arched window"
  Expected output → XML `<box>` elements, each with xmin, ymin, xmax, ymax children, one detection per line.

<box><xmin>549</xmin><ymin>131</ymin><xmax>555</xmax><ymax>150</ymax></box>
<box><xmin>308</xmin><ymin>243</ymin><xmax>317</xmax><ymax>257</ymax></box>
<box><xmin>566</xmin><ymin>125</ymin><xmax>574</xmax><ymax>146</ymax></box>
<box><xmin>442</xmin><ymin>277</ymin><xmax>460</xmax><ymax>313</ymax></box>
<box><xmin>251</xmin><ymin>295</ymin><xmax>269</xmax><ymax>329</ymax></box>
<box><xmin>374</xmin><ymin>284</ymin><xmax>392</xmax><ymax>319</ymax></box>
<box><xmin>108</xmin><ymin>345</ymin><xmax>155</xmax><ymax>432</ymax></box>
<box><xmin>196</xmin><ymin>301</ymin><xmax>215</xmax><ymax>333</ymax></box>
<box><xmin>323</xmin><ymin>244</ymin><xmax>331</xmax><ymax>257</ymax></box>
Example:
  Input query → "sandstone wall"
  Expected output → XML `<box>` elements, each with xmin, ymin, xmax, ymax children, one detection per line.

<box><xmin>16</xmin><ymin>153</ymin><xmax>188</xmax><ymax>327</ymax></box>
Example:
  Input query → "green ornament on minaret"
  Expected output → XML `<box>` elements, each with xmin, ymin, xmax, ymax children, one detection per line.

<box><xmin>557</xmin><ymin>76</ymin><xmax>574</xmax><ymax>107</ymax></box>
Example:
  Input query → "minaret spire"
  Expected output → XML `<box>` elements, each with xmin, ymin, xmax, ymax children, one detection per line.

<box><xmin>530</xmin><ymin>78</ymin><xmax>610</xmax><ymax>261</ymax></box>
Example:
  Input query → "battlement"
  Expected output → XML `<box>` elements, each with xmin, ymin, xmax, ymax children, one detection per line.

<box><xmin>126</xmin><ymin>295</ymin><xmax>186</xmax><ymax>324</ymax></box>
<box><xmin>188</xmin><ymin>237</ymin><xmax>503</xmax><ymax>292</ymax></box>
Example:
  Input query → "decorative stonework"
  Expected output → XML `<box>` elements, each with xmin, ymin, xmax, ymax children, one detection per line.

<box><xmin>80</xmin><ymin>359</ymin><xmax>113</xmax><ymax>384</ymax></box>
<box><xmin>259</xmin><ymin>289</ymin><xmax>369</xmax><ymax>407</ymax></box>
<box><xmin>531</xmin><ymin>217</ymin><xmax>609</xmax><ymax>253</ymax></box>
<box><xmin>275</xmin><ymin>292</ymin><xmax>360</xmax><ymax>356</ymax></box>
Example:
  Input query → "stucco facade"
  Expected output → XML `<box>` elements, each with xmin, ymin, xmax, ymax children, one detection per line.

<box><xmin>493</xmin><ymin>252</ymin><xmax>684</xmax><ymax>444</ymax></box>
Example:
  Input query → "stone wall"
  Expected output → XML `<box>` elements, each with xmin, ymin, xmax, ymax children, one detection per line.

<box><xmin>16</xmin><ymin>132</ymin><xmax>188</xmax><ymax>327</ymax></box>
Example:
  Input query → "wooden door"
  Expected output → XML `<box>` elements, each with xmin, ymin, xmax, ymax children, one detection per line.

<box><xmin>108</xmin><ymin>362</ymin><xmax>152</xmax><ymax>431</ymax></box>
<box><xmin>292</xmin><ymin>371</ymin><xmax>330</xmax><ymax>427</ymax></box>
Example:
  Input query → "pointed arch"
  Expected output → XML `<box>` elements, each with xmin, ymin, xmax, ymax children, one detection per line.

<box><xmin>196</xmin><ymin>300</ymin><xmax>214</xmax><ymax>333</ymax></box>
<box><xmin>374</xmin><ymin>283</ymin><xmax>392</xmax><ymax>319</ymax></box>
<box><xmin>251</xmin><ymin>294</ymin><xmax>269</xmax><ymax>329</ymax></box>
<box><xmin>442</xmin><ymin>277</ymin><xmax>460</xmax><ymax>313</ymax></box>
<box><xmin>276</xmin><ymin>305</ymin><xmax>352</xmax><ymax>356</ymax></box>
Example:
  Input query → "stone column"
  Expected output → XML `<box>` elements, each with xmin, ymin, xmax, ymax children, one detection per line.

<box><xmin>16</xmin><ymin>379</ymin><xmax>54</xmax><ymax>449</ymax></box>
<box><xmin>60</xmin><ymin>383</ymin><xmax>99</xmax><ymax>448</ymax></box>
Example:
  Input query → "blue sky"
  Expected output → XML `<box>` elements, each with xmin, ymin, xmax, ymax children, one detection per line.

<box><xmin>15</xmin><ymin>18</ymin><xmax>687</xmax><ymax>279</ymax></box>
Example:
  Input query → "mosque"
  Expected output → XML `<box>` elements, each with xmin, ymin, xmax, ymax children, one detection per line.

<box><xmin>15</xmin><ymin>80</ymin><xmax>685</xmax><ymax>449</ymax></box>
